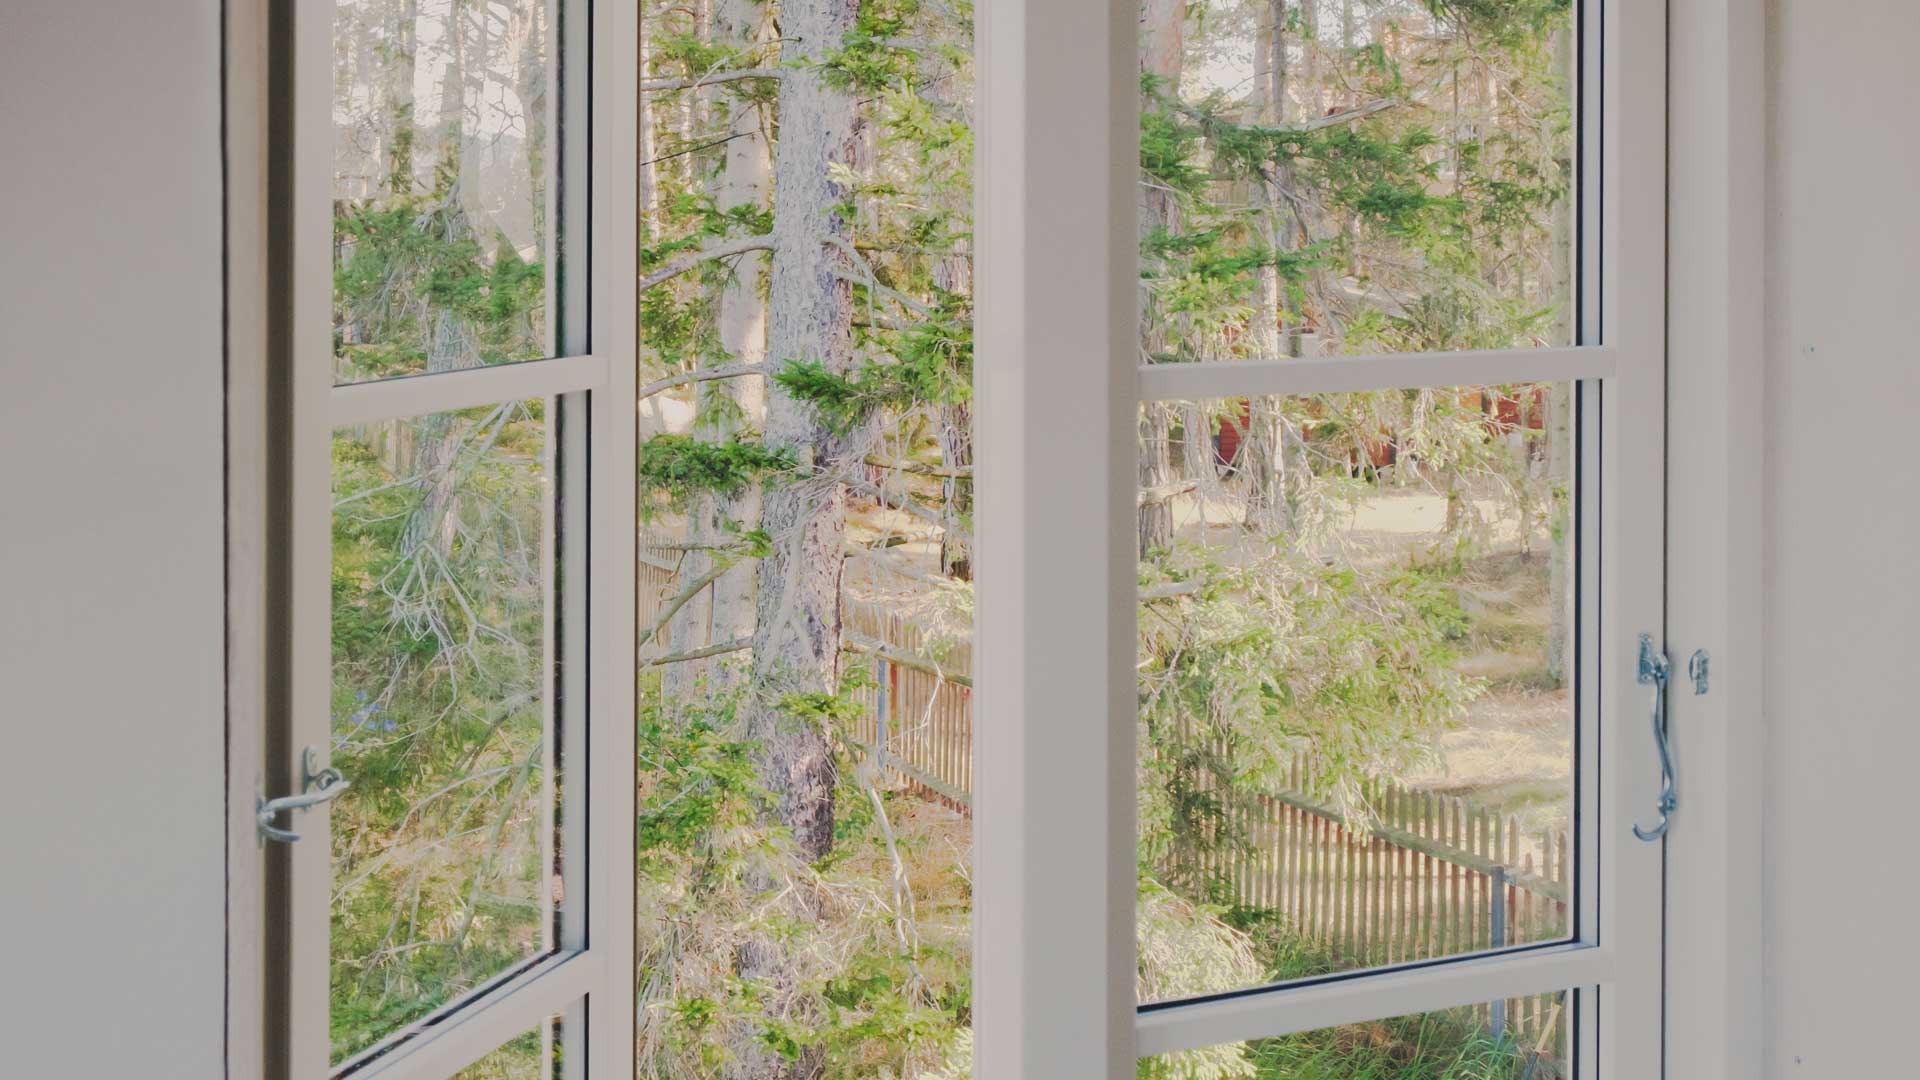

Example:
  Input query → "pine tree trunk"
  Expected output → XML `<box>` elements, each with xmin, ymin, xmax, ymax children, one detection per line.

<box><xmin>926</xmin><ymin>57</ymin><xmax>974</xmax><ymax>581</ymax></box>
<box><xmin>1139</xmin><ymin>404</ymin><xmax>1175</xmax><ymax>556</ymax></box>
<box><xmin>1545</xmin><ymin>383</ymin><xmax>1572</xmax><ymax>685</ymax></box>
<box><xmin>1138</xmin><ymin>0</ymin><xmax>1186</xmax><ymax>558</ymax></box>
<box><xmin>939</xmin><ymin>400</ymin><xmax>973</xmax><ymax>579</ymax></box>
<box><xmin>731</xmin><ymin>1</ymin><xmax>863</xmax><ymax>1074</ymax></box>
<box><xmin>1544</xmin><ymin>26</ymin><xmax>1576</xmax><ymax>689</ymax></box>
<box><xmin>382</xmin><ymin>0</ymin><xmax>419</xmax><ymax>196</ymax></box>
<box><xmin>747</xmin><ymin>0</ymin><xmax>858</xmax><ymax>863</ymax></box>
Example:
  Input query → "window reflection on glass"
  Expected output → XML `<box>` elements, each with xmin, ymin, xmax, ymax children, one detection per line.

<box><xmin>330</xmin><ymin>399</ymin><xmax>555</xmax><ymax>1064</ymax></box>
<box><xmin>332</xmin><ymin>0</ymin><xmax>553</xmax><ymax>384</ymax></box>
<box><xmin>1140</xmin><ymin>990</ymin><xmax>1574</xmax><ymax>1080</ymax></box>
<box><xmin>1137</xmin><ymin>385</ymin><xmax>1574</xmax><ymax>1004</ymax></box>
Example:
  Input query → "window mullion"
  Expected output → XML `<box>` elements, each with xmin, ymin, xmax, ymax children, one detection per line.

<box><xmin>1137</xmin><ymin>346</ymin><xmax>1618</xmax><ymax>402</ymax></box>
<box><xmin>974</xmin><ymin>1</ymin><xmax>1138</xmax><ymax>1078</ymax></box>
<box><xmin>579</xmin><ymin>0</ymin><xmax>638</xmax><ymax>1078</ymax></box>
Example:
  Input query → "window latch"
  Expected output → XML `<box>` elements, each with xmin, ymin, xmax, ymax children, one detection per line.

<box><xmin>1631</xmin><ymin>634</ymin><xmax>1676</xmax><ymax>842</ymax></box>
<box><xmin>257</xmin><ymin>745</ymin><xmax>350</xmax><ymax>845</ymax></box>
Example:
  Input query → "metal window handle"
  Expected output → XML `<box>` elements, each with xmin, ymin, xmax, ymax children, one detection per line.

<box><xmin>1632</xmin><ymin>634</ymin><xmax>1677</xmax><ymax>842</ymax></box>
<box><xmin>257</xmin><ymin>746</ymin><xmax>350</xmax><ymax>845</ymax></box>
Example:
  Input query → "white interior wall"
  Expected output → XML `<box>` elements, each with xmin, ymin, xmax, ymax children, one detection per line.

<box><xmin>1763</xmin><ymin>1</ymin><xmax>1920</xmax><ymax>1075</ymax></box>
<box><xmin>1</xmin><ymin>2</ymin><xmax>1917</xmax><ymax>1076</ymax></box>
<box><xmin>0</xmin><ymin>3</ymin><xmax>227</xmax><ymax>1076</ymax></box>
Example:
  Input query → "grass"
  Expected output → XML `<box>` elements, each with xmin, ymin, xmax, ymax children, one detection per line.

<box><xmin>1243</xmin><ymin>1012</ymin><xmax>1557</xmax><ymax>1080</ymax></box>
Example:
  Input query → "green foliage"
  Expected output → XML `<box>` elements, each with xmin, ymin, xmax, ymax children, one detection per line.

<box><xmin>636</xmin><ymin>712</ymin><xmax>763</xmax><ymax>863</ymax></box>
<box><xmin>1237</xmin><ymin>1012</ymin><xmax>1545</xmax><ymax>1080</ymax></box>
<box><xmin>817</xmin><ymin>0</ymin><xmax>926</xmax><ymax>92</ymax></box>
<box><xmin>772</xmin><ymin>333</ymin><xmax>968</xmax><ymax>436</ymax></box>
<box><xmin>620</xmin><ymin>2</ymin><xmax>1579</xmax><ymax>1076</ymax></box>
<box><xmin>637</xmin><ymin>433</ymin><xmax>797</xmax><ymax>508</ymax></box>
<box><xmin>1138</xmin><ymin>545</ymin><xmax>1481</xmax><ymax>895</ymax></box>
<box><xmin>633</xmin><ymin>687</ymin><xmax>972</xmax><ymax>1078</ymax></box>
<box><xmin>1427</xmin><ymin>0</ymin><xmax>1574</xmax><ymax>47</ymax></box>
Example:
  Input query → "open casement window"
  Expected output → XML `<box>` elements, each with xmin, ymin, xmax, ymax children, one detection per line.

<box><xmin>256</xmin><ymin>2</ymin><xmax>1669</xmax><ymax>1078</ymax></box>
<box><xmin>974</xmin><ymin>0</ymin><xmax>1667</xmax><ymax>1077</ymax></box>
<box><xmin>271</xmin><ymin>2</ymin><xmax>635</xmax><ymax>1077</ymax></box>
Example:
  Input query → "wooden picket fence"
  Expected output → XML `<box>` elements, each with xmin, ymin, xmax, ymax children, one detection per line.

<box><xmin>638</xmin><ymin>550</ymin><xmax>1569</xmax><ymax>1060</ymax></box>
<box><xmin>1204</xmin><ymin>756</ymin><xmax>1572</xmax><ymax>1057</ymax></box>
<box><xmin>842</xmin><ymin>600</ymin><xmax>975</xmax><ymax>815</ymax></box>
<box><xmin>637</xmin><ymin>539</ymin><xmax>678</xmax><ymax>648</ymax></box>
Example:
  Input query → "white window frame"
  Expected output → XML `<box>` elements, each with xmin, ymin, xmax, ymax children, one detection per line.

<box><xmin>974</xmin><ymin>1</ymin><xmax>1672</xmax><ymax>1077</ymax></box>
<box><xmin>225</xmin><ymin>2</ymin><xmax>636</xmax><ymax>1077</ymax></box>
<box><xmin>1663</xmin><ymin>1</ymin><xmax>1768</xmax><ymax>1077</ymax></box>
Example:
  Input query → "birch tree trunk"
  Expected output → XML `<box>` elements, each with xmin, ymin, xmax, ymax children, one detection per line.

<box><xmin>637</xmin><ymin>2</ymin><xmax>657</xmax><ymax>234</ymax></box>
<box><xmin>1244</xmin><ymin>0</ymin><xmax>1296</xmax><ymax>536</ymax></box>
<box><xmin>706</xmin><ymin>0</ymin><xmax>772</xmax><ymax>667</ymax></box>
<box><xmin>664</xmin><ymin>0</ymin><xmax>772</xmax><ymax>700</ymax></box>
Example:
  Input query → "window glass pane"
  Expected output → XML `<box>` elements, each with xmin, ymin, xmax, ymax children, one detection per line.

<box><xmin>632</xmin><ymin>0</ymin><xmax>975</xmax><ymax>1073</ymax></box>
<box><xmin>331</xmin><ymin>399</ymin><xmax>558</xmax><ymax>1063</ymax></box>
<box><xmin>1140</xmin><ymin>989</ymin><xmax>1574</xmax><ymax>1079</ymax></box>
<box><xmin>454</xmin><ymin>1015</ymin><xmax>562</xmax><ymax>1080</ymax></box>
<box><xmin>1137</xmin><ymin>385</ymin><xmax>1573</xmax><ymax>1004</ymax></box>
<box><xmin>332</xmin><ymin>0</ymin><xmax>554</xmax><ymax>384</ymax></box>
<box><xmin>1137</xmin><ymin>1</ymin><xmax>1577</xmax><ymax>360</ymax></box>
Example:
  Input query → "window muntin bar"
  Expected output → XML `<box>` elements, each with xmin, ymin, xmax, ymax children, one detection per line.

<box><xmin>1138</xmin><ymin>346</ymin><xmax>1614</xmax><ymax>402</ymax></box>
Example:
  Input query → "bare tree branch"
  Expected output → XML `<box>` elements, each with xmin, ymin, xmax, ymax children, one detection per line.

<box><xmin>1139</xmin><ymin>479</ymin><xmax>1198</xmax><ymax>506</ymax></box>
<box><xmin>1139</xmin><ymin>579</ymin><xmax>1209</xmax><ymax>602</ymax></box>
<box><xmin>641</xmin><ymin>67</ymin><xmax>784</xmax><ymax>92</ymax></box>
<box><xmin>639</xmin><ymin>560</ymin><xmax>731</xmax><ymax>645</ymax></box>
<box><xmin>638</xmin><ymin>234</ymin><xmax>776</xmax><ymax>293</ymax></box>
<box><xmin>642</xmin><ymin>636</ymin><xmax>753</xmax><ymax>668</ymax></box>
<box><xmin>637</xmin><ymin>361</ymin><xmax>765</xmax><ymax>403</ymax></box>
<box><xmin>863</xmin><ymin>455</ymin><xmax>973</xmax><ymax>479</ymax></box>
<box><xmin>1294</xmin><ymin>98</ymin><xmax>1402</xmax><ymax>131</ymax></box>
<box><xmin>825</xmin><ymin>234</ymin><xmax>935</xmax><ymax>316</ymax></box>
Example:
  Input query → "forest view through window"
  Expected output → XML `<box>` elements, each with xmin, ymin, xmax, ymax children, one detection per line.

<box><xmin>1131</xmin><ymin>0</ymin><xmax>1582</xmax><ymax>1072</ymax></box>
<box><xmin>632</xmin><ymin>2</ymin><xmax>1577</xmax><ymax>1079</ymax></box>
